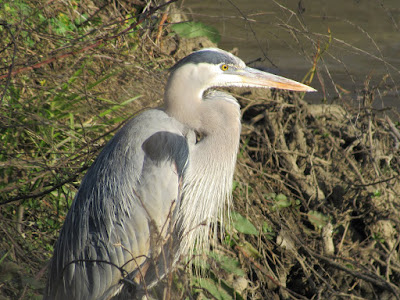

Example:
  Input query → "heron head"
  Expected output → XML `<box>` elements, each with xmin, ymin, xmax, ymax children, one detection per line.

<box><xmin>168</xmin><ymin>48</ymin><xmax>316</xmax><ymax>95</ymax></box>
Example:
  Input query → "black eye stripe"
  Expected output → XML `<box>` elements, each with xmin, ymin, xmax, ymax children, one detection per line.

<box><xmin>169</xmin><ymin>49</ymin><xmax>241</xmax><ymax>73</ymax></box>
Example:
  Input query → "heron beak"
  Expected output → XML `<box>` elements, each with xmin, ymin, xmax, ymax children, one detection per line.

<box><xmin>239</xmin><ymin>67</ymin><xmax>316</xmax><ymax>92</ymax></box>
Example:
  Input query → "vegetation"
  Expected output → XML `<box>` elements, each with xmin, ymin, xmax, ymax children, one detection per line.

<box><xmin>1</xmin><ymin>0</ymin><xmax>399</xmax><ymax>299</ymax></box>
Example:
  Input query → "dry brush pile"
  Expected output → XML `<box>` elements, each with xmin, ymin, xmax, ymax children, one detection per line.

<box><xmin>224</xmin><ymin>90</ymin><xmax>400</xmax><ymax>299</ymax></box>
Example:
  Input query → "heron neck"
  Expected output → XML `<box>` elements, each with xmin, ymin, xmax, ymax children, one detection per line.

<box><xmin>173</xmin><ymin>91</ymin><xmax>241</xmax><ymax>258</ymax></box>
<box><xmin>164</xmin><ymin>79</ymin><xmax>204</xmax><ymax>130</ymax></box>
<box><xmin>164</xmin><ymin>74</ymin><xmax>241</xmax><ymax>161</ymax></box>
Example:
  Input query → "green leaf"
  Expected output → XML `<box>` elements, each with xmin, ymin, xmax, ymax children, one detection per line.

<box><xmin>194</xmin><ymin>278</ymin><xmax>231</xmax><ymax>300</ymax></box>
<box><xmin>262</xmin><ymin>221</ymin><xmax>276</xmax><ymax>240</ymax></box>
<box><xmin>0</xmin><ymin>252</ymin><xmax>9</xmax><ymax>265</ymax></box>
<box><xmin>275</xmin><ymin>193</ymin><xmax>291</xmax><ymax>207</ymax></box>
<box><xmin>232</xmin><ymin>180</ymin><xmax>238</xmax><ymax>191</ymax></box>
<box><xmin>231</xmin><ymin>211</ymin><xmax>258</xmax><ymax>235</ymax></box>
<box><xmin>192</xmin><ymin>257</ymin><xmax>211</xmax><ymax>270</ymax></box>
<box><xmin>238</xmin><ymin>241</ymin><xmax>261</xmax><ymax>259</ymax></box>
<box><xmin>209</xmin><ymin>252</ymin><xmax>246</xmax><ymax>277</ymax></box>
<box><xmin>271</xmin><ymin>193</ymin><xmax>292</xmax><ymax>211</ymax></box>
<box><xmin>307</xmin><ymin>210</ymin><xmax>329</xmax><ymax>229</ymax></box>
<box><xmin>372</xmin><ymin>189</ymin><xmax>382</xmax><ymax>197</ymax></box>
<box><xmin>171</xmin><ymin>21</ymin><xmax>221</xmax><ymax>43</ymax></box>
<box><xmin>98</xmin><ymin>95</ymin><xmax>141</xmax><ymax>117</ymax></box>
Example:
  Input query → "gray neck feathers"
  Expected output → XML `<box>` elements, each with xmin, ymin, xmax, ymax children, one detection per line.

<box><xmin>177</xmin><ymin>92</ymin><xmax>241</xmax><ymax>258</ymax></box>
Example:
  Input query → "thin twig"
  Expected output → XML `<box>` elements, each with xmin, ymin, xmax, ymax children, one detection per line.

<box><xmin>0</xmin><ymin>0</ymin><xmax>178</xmax><ymax>80</ymax></box>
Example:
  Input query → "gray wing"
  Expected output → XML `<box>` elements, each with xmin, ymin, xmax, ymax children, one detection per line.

<box><xmin>44</xmin><ymin>109</ymin><xmax>190</xmax><ymax>300</ymax></box>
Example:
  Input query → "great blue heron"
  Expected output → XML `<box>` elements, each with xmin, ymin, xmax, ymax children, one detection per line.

<box><xmin>44</xmin><ymin>48</ymin><xmax>315</xmax><ymax>299</ymax></box>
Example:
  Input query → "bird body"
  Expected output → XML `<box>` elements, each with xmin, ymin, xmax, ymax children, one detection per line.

<box><xmin>45</xmin><ymin>48</ymin><xmax>315</xmax><ymax>299</ymax></box>
<box><xmin>46</xmin><ymin>110</ymin><xmax>190</xmax><ymax>299</ymax></box>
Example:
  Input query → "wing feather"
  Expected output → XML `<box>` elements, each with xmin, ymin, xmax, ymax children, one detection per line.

<box><xmin>45</xmin><ymin>110</ymin><xmax>190</xmax><ymax>300</ymax></box>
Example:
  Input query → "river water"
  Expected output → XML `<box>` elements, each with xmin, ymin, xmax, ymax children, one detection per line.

<box><xmin>184</xmin><ymin>0</ymin><xmax>400</xmax><ymax>110</ymax></box>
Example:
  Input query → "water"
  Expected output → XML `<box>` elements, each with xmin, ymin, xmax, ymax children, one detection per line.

<box><xmin>183</xmin><ymin>0</ymin><xmax>400</xmax><ymax>110</ymax></box>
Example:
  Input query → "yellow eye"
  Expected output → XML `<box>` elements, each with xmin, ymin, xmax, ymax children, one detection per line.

<box><xmin>220</xmin><ymin>64</ymin><xmax>229</xmax><ymax>71</ymax></box>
